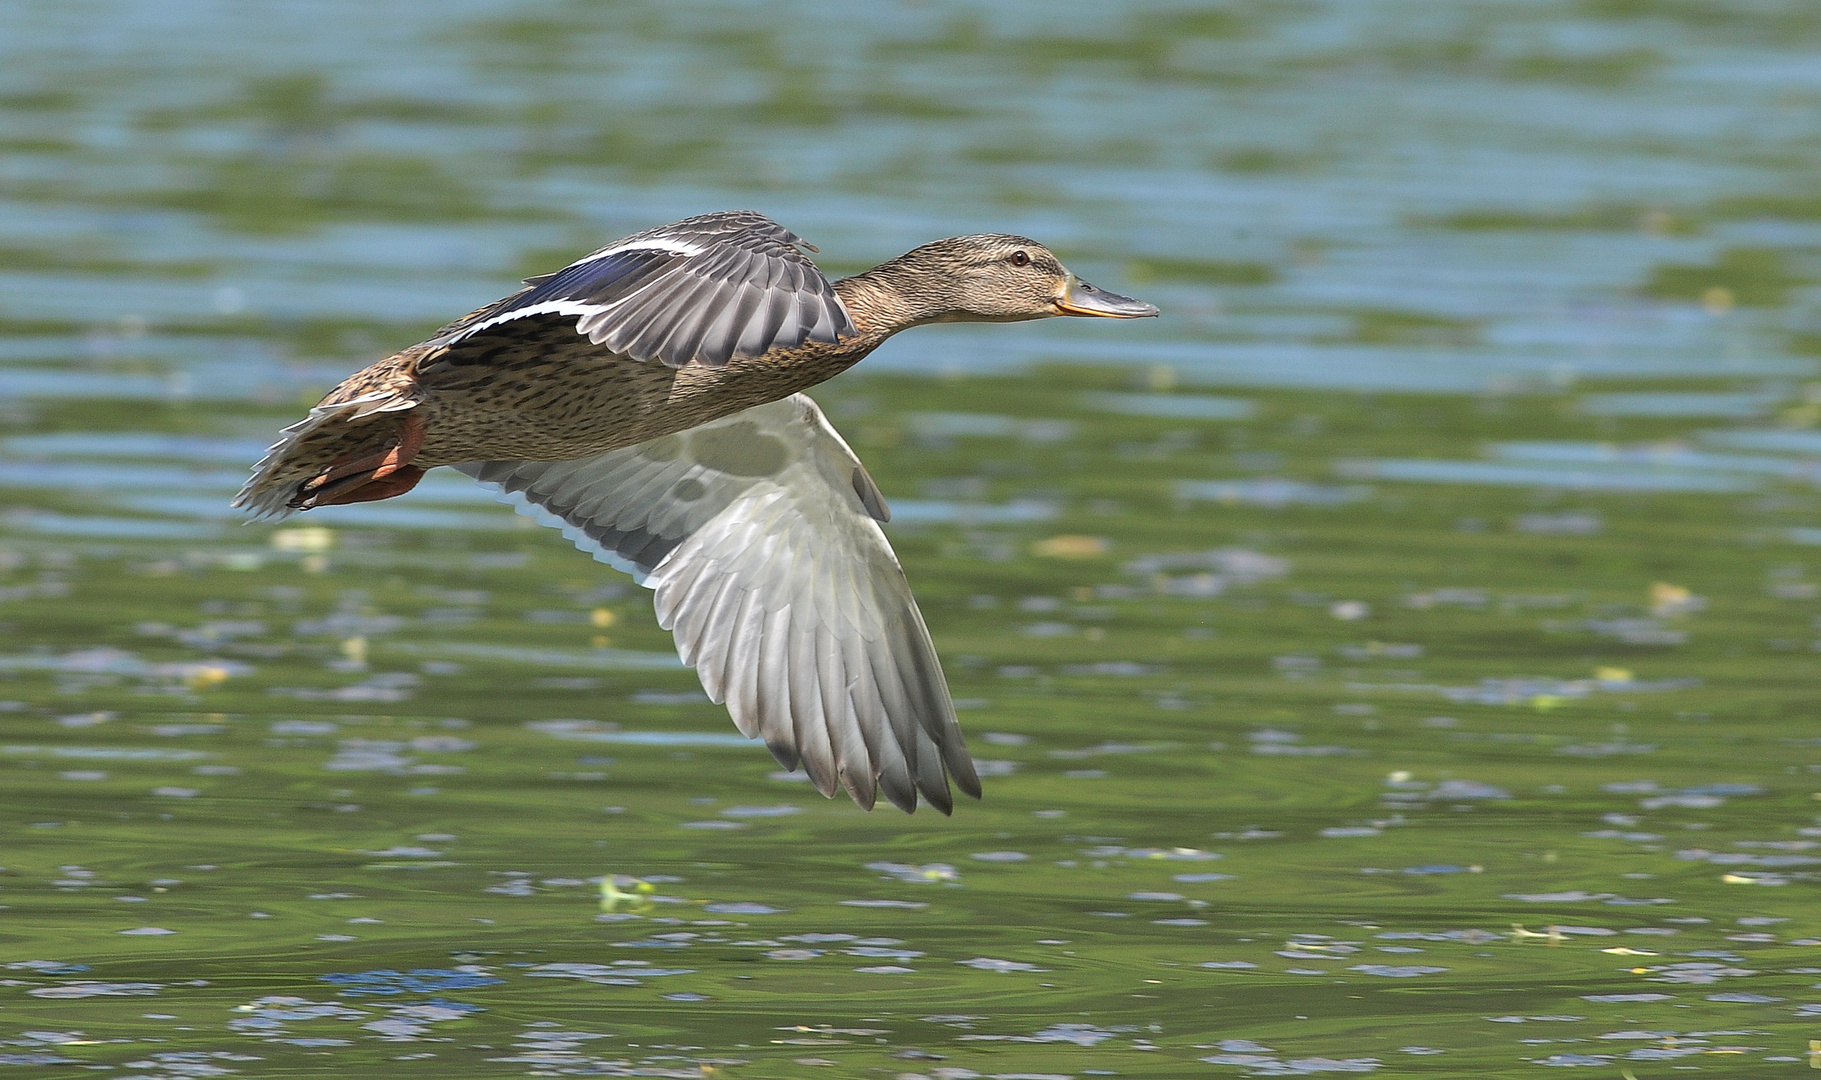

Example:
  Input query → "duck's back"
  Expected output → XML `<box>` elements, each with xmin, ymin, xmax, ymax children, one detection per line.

<box><xmin>236</xmin><ymin>212</ymin><xmax>869</xmax><ymax>518</ymax></box>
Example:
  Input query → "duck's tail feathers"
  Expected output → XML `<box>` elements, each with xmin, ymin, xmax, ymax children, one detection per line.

<box><xmin>233</xmin><ymin>392</ymin><xmax>418</xmax><ymax>522</ymax></box>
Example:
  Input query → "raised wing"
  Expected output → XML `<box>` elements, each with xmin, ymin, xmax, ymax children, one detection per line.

<box><xmin>454</xmin><ymin>395</ymin><xmax>979</xmax><ymax>814</ymax></box>
<box><xmin>435</xmin><ymin>210</ymin><xmax>856</xmax><ymax>369</ymax></box>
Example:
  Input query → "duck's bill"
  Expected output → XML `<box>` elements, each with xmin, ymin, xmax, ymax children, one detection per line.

<box><xmin>1055</xmin><ymin>275</ymin><xmax>1160</xmax><ymax>318</ymax></box>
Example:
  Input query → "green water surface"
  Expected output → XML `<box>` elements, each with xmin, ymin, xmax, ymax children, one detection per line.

<box><xmin>4</xmin><ymin>1</ymin><xmax>1821</xmax><ymax>1076</ymax></box>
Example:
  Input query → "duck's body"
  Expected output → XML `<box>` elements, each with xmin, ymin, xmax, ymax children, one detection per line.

<box><xmin>267</xmin><ymin>309</ymin><xmax>870</xmax><ymax>497</ymax></box>
<box><xmin>236</xmin><ymin>211</ymin><xmax>1155</xmax><ymax>814</ymax></box>
<box><xmin>294</xmin><ymin>272</ymin><xmax>912</xmax><ymax>467</ymax></box>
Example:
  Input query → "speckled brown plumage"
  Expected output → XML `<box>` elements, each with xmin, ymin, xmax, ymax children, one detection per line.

<box><xmin>234</xmin><ymin>211</ymin><xmax>1158</xmax><ymax>519</ymax></box>
<box><xmin>240</xmin><ymin>309</ymin><xmax>887</xmax><ymax>516</ymax></box>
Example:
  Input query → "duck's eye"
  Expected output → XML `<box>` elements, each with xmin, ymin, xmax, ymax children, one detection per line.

<box><xmin>1009</xmin><ymin>250</ymin><xmax>1030</xmax><ymax>267</ymax></box>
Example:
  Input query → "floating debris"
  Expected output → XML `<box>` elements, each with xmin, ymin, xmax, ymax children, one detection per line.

<box><xmin>867</xmin><ymin>862</ymin><xmax>960</xmax><ymax>886</ymax></box>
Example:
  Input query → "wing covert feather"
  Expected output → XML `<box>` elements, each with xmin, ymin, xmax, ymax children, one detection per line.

<box><xmin>434</xmin><ymin>211</ymin><xmax>855</xmax><ymax>368</ymax></box>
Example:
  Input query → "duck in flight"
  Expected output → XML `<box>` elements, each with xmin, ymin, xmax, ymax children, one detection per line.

<box><xmin>236</xmin><ymin>210</ymin><xmax>1157</xmax><ymax>815</ymax></box>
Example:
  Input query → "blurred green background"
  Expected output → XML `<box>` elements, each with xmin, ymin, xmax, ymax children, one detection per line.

<box><xmin>2</xmin><ymin>2</ymin><xmax>1820</xmax><ymax>1076</ymax></box>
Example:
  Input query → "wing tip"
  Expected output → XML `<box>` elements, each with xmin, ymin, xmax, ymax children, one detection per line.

<box><xmin>956</xmin><ymin>769</ymin><xmax>983</xmax><ymax>801</ymax></box>
<box><xmin>880</xmin><ymin>785</ymin><xmax>918</xmax><ymax>815</ymax></box>
<box><xmin>765</xmin><ymin>738</ymin><xmax>801</xmax><ymax>774</ymax></box>
<box><xmin>839</xmin><ymin>767</ymin><xmax>877</xmax><ymax>811</ymax></box>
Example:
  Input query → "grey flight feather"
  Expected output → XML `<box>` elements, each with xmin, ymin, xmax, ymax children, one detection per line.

<box><xmin>453</xmin><ymin>394</ymin><xmax>977</xmax><ymax>814</ymax></box>
<box><xmin>433</xmin><ymin>210</ymin><xmax>857</xmax><ymax>369</ymax></box>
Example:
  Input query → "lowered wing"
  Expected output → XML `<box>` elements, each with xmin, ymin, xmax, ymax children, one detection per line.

<box><xmin>455</xmin><ymin>394</ymin><xmax>977</xmax><ymax>814</ymax></box>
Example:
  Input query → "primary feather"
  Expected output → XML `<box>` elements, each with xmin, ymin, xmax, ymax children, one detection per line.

<box><xmin>457</xmin><ymin>394</ymin><xmax>979</xmax><ymax>814</ymax></box>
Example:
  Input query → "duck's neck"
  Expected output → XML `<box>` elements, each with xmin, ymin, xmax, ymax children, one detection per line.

<box><xmin>691</xmin><ymin>262</ymin><xmax>951</xmax><ymax>407</ymax></box>
<box><xmin>833</xmin><ymin>259</ymin><xmax>960</xmax><ymax>342</ymax></box>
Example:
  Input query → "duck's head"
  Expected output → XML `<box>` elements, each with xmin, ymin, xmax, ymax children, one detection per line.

<box><xmin>862</xmin><ymin>233</ymin><xmax>1159</xmax><ymax>325</ymax></box>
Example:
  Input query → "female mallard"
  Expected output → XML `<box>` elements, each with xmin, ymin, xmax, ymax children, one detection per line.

<box><xmin>236</xmin><ymin>210</ymin><xmax>1156</xmax><ymax>814</ymax></box>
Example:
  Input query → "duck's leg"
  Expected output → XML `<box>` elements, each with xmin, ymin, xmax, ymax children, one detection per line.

<box><xmin>290</xmin><ymin>414</ymin><xmax>427</xmax><ymax>509</ymax></box>
<box><xmin>303</xmin><ymin>464</ymin><xmax>427</xmax><ymax>507</ymax></box>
